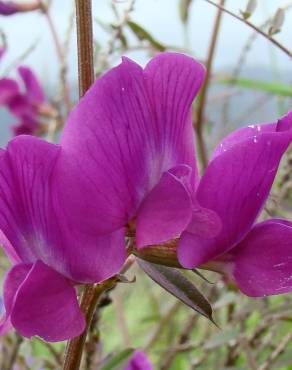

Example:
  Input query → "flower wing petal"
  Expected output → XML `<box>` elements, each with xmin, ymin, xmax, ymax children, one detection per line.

<box><xmin>136</xmin><ymin>166</ymin><xmax>193</xmax><ymax>248</ymax></box>
<box><xmin>0</xmin><ymin>135</ymin><xmax>126</xmax><ymax>283</ymax></box>
<box><xmin>10</xmin><ymin>260</ymin><xmax>85</xmax><ymax>341</ymax></box>
<box><xmin>228</xmin><ymin>219</ymin><xmax>292</xmax><ymax>297</ymax></box>
<box><xmin>0</xmin><ymin>263</ymin><xmax>30</xmax><ymax>335</ymax></box>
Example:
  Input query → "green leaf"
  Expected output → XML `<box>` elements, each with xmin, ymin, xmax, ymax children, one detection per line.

<box><xmin>99</xmin><ymin>348</ymin><xmax>135</xmax><ymax>370</ymax></box>
<box><xmin>138</xmin><ymin>259</ymin><xmax>215</xmax><ymax>323</ymax></box>
<box><xmin>218</xmin><ymin>76</ymin><xmax>292</xmax><ymax>96</ymax></box>
<box><xmin>127</xmin><ymin>21</ymin><xmax>166</xmax><ymax>51</ymax></box>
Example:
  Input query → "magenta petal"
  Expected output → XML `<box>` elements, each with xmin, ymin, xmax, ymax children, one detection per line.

<box><xmin>0</xmin><ymin>263</ymin><xmax>30</xmax><ymax>335</ymax></box>
<box><xmin>0</xmin><ymin>1</ymin><xmax>19</xmax><ymax>15</ymax></box>
<box><xmin>136</xmin><ymin>166</ymin><xmax>193</xmax><ymax>248</ymax></box>
<box><xmin>0</xmin><ymin>135</ymin><xmax>126</xmax><ymax>283</ymax></box>
<box><xmin>7</xmin><ymin>93</ymin><xmax>33</xmax><ymax>116</ymax></box>
<box><xmin>0</xmin><ymin>230</ymin><xmax>20</xmax><ymax>263</ymax></box>
<box><xmin>177</xmin><ymin>206</ymin><xmax>222</xmax><ymax>268</ymax></box>
<box><xmin>212</xmin><ymin>111</ymin><xmax>292</xmax><ymax>159</ymax></box>
<box><xmin>0</xmin><ymin>78</ymin><xmax>19</xmax><ymax>105</ymax></box>
<box><xmin>18</xmin><ymin>66</ymin><xmax>45</xmax><ymax>104</ymax></box>
<box><xmin>227</xmin><ymin>219</ymin><xmax>292</xmax><ymax>297</ymax></box>
<box><xmin>143</xmin><ymin>52</ymin><xmax>205</xmax><ymax>178</ymax></box>
<box><xmin>12</xmin><ymin>115</ymin><xmax>40</xmax><ymax>136</ymax></box>
<box><xmin>10</xmin><ymin>260</ymin><xmax>85</xmax><ymax>341</ymax></box>
<box><xmin>59</xmin><ymin>53</ymin><xmax>204</xmax><ymax>234</ymax></box>
<box><xmin>183</xmin><ymin>117</ymin><xmax>292</xmax><ymax>268</ymax></box>
<box><xmin>277</xmin><ymin>110</ymin><xmax>292</xmax><ymax>132</ymax></box>
<box><xmin>187</xmin><ymin>206</ymin><xmax>222</xmax><ymax>238</ymax></box>
<box><xmin>124</xmin><ymin>350</ymin><xmax>153</xmax><ymax>370</ymax></box>
<box><xmin>0</xmin><ymin>135</ymin><xmax>62</xmax><ymax>265</ymax></box>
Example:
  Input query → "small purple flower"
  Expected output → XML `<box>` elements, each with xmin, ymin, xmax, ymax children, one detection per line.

<box><xmin>178</xmin><ymin>111</ymin><xmax>292</xmax><ymax>297</ymax></box>
<box><xmin>124</xmin><ymin>350</ymin><xmax>153</xmax><ymax>370</ymax></box>
<box><xmin>0</xmin><ymin>60</ymin><xmax>46</xmax><ymax>135</ymax></box>
<box><xmin>0</xmin><ymin>1</ymin><xmax>41</xmax><ymax>15</ymax></box>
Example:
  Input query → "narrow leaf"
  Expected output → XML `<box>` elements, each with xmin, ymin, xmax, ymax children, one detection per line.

<box><xmin>218</xmin><ymin>76</ymin><xmax>292</xmax><ymax>97</ymax></box>
<box><xmin>99</xmin><ymin>348</ymin><xmax>135</xmax><ymax>370</ymax></box>
<box><xmin>269</xmin><ymin>8</ymin><xmax>285</xmax><ymax>35</ymax></box>
<box><xmin>138</xmin><ymin>259</ymin><xmax>215</xmax><ymax>323</ymax></box>
<box><xmin>127</xmin><ymin>21</ymin><xmax>166</xmax><ymax>51</ymax></box>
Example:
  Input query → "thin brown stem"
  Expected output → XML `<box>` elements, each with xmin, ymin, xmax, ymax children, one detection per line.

<box><xmin>3</xmin><ymin>334</ymin><xmax>23</xmax><ymax>370</ymax></box>
<box><xmin>62</xmin><ymin>280</ymin><xmax>116</xmax><ymax>370</ymax></box>
<box><xmin>40</xmin><ymin>1</ymin><xmax>71</xmax><ymax>115</ymax></box>
<box><xmin>203</xmin><ymin>0</ymin><xmax>292</xmax><ymax>58</ymax></box>
<box><xmin>195</xmin><ymin>0</ymin><xmax>225</xmax><ymax>169</ymax></box>
<box><xmin>62</xmin><ymin>2</ymin><xmax>96</xmax><ymax>369</ymax></box>
<box><xmin>75</xmin><ymin>0</ymin><xmax>94</xmax><ymax>97</ymax></box>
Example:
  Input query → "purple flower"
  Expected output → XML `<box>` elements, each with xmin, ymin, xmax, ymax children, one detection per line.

<box><xmin>58</xmin><ymin>52</ymin><xmax>220</xmax><ymax>259</ymax></box>
<box><xmin>178</xmin><ymin>111</ymin><xmax>292</xmax><ymax>297</ymax></box>
<box><xmin>0</xmin><ymin>1</ymin><xmax>41</xmax><ymax>15</ymax></box>
<box><xmin>0</xmin><ymin>53</ymin><xmax>219</xmax><ymax>341</ymax></box>
<box><xmin>0</xmin><ymin>63</ymin><xmax>45</xmax><ymax>135</ymax></box>
<box><xmin>124</xmin><ymin>350</ymin><xmax>153</xmax><ymax>370</ymax></box>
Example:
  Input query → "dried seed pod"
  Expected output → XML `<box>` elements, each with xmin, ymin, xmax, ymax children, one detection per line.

<box><xmin>241</xmin><ymin>0</ymin><xmax>257</xmax><ymax>19</ymax></box>
<box><xmin>269</xmin><ymin>8</ymin><xmax>285</xmax><ymax>35</ymax></box>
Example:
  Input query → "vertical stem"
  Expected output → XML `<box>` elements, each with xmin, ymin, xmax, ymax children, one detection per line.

<box><xmin>195</xmin><ymin>0</ymin><xmax>225</xmax><ymax>169</ymax></box>
<box><xmin>62</xmin><ymin>2</ymin><xmax>96</xmax><ymax>369</ymax></box>
<box><xmin>62</xmin><ymin>281</ymin><xmax>116</xmax><ymax>370</ymax></box>
<box><xmin>40</xmin><ymin>1</ymin><xmax>71</xmax><ymax>115</ymax></box>
<box><xmin>75</xmin><ymin>0</ymin><xmax>94</xmax><ymax>97</ymax></box>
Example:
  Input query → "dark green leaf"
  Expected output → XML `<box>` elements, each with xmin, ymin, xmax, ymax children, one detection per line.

<box><xmin>138</xmin><ymin>259</ymin><xmax>215</xmax><ymax>323</ymax></box>
<box><xmin>127</xmin><ymin>21</ymin><xmax>166</xmax><ymax>51</ymax></box>
<box><xmin>99</xmin><ymin>348</ymin><xmax>135</xmax><ymax>370</ymax></box>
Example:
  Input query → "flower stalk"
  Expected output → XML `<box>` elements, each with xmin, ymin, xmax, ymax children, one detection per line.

<box><xmin>62</xmin><ymin>1</ymin><xmax>97</xmax><ymax>369</ymax></box>
<box><xmin>62</xmin><ymin>279</ymin><xmax>117</xmax><ymax>370</ymax></box>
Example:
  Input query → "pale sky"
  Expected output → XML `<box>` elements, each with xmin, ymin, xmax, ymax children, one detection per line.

<box><xmin>0</xmin><ymin>0</ymin><xmax>291</xmax><ymax>83</ymax></box>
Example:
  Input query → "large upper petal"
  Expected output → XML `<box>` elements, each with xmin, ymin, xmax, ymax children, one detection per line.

<box><xmin>178</xmin><ymin>112</ymin><xmax>292</xmax><ymax>268</ymax></box>
<box><xmin>58</xmin><ymin>53</ymin><xmax>205</xmax><ymax>234</ymax></box>
<box><xmin>224</xmin><ymin>219</ymin><xmax>292</xmax><ymax>297</ymax></box>
<box><xmin>10</xmin><ymin>260</ymin><xmax>85</xmax><ymax>342</ymax></box>
<box><xmin>0</xmin><ymin>135</ymin><xmax>126</xmax><ymax>283</ymax></box>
